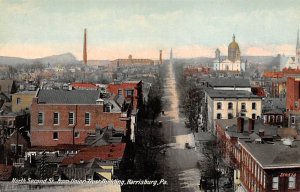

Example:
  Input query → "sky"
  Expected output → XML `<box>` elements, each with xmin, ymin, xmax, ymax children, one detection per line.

<box><xmin>0</xmin><ymin>0</ymin><xmax>300</xmax><ymax>60</ymax></box>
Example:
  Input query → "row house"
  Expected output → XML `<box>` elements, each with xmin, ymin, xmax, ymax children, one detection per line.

<box><xmin>204</xmin><ymin>89</ymin><xmax>262</xmax><ymax>133</ymax></box>
<box><xmin>239</xmin><ymin>139</ymin><xmax>300</xmax><ymax>192</ymax></box>
<box><xmin>215</xmin><ymin>117</ymin><xmax>278</xmax><ymax>169</ymax></box>
<box><xmin>216</xmin><ymin>117</ymin><xmax>299</xmax><ymax>192</ymax></box>
<box><xmin>30</xmin><ymin>89</ymin><xmax>131</xmax><ymax>146</ymax></box>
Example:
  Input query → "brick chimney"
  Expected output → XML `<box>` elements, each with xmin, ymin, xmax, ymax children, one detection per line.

<box><xmin>237</xmin><ymin>117</ymin><xmax>244</xmax><ymax>133</ymax></box>
<box><xmin>248</xmin><ymin>118</ymin><xmax>255</xmax><ymax>133</ymax></box>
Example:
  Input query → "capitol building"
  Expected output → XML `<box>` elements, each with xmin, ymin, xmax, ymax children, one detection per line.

<box><xmin>213</xmin><ymin>35</ymin><xmax>246</xmax><ymax>73</ymax></box>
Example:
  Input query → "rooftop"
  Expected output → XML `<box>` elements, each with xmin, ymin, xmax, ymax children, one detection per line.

<box><xmin>216</xmin><ymin>117</ymin><xmax>278</xmax><ymax>139</ymax></box>
<box><xmin>207</xmin><ymin>77</ymin><xmax>250</xmax><ymax>87</ymax></box>
<box><xmin>240</xmin><ymin>139</ymin><xmax>300</xmax><ymax>169</ymax></box>
<box><xmin>61</xmin><ymin>143</ymin><xmax>126</xmax><ymax>166</ymax></box>
<box><xmin>205</xmin><ymin>89</ymin><xmax>260</xmax><ymax>99</ymax></box>
<box><xmin>37</xmin><ymin>89</ymin><xmax>101</xmax><ymax>104</ymax></box>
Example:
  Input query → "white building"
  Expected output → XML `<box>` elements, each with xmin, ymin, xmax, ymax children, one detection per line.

<box><xmin>280</xmin><ymin>30</ymin><xmax>300</xmax><ymax>70</ymax></box>
<box><xmin>213</xmin><ymin>35</ymin><xmax>246</xmax><ymax>73</ymax></box>
<box><xmin>205</xmin><ymin>89</ymin><xmax>262</xmax><ymax>133</ymax></box>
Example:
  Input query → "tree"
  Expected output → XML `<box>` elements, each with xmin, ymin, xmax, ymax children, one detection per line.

<box><xmin>184</xmin><ymin>84</ymin><xmax>204</xmax><ymax>132</ymax></box>
<box><xmin>147</xmin><ymin>83</ymin><xmax>163</xmax><ymax>123</ymax></box>
<box><xmin>199</xmin><ymin>140</ymin><xmax>224</xmax><ymax>192</ymax></box>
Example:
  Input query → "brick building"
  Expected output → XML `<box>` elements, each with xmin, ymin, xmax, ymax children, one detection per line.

<box><xmin>239</xmin><ymin>139</ymin><xmax>300</xmax><ymax>192</ymax></box>
<box><xmin>107</xmin><ymin>80</ymin><xmax>143</xmax><ymax>110</ymax></box>
<box><xmin>216</xmin><ymin>117</ymin><xmax>300</xmax><ymax>192</ymax></box>
<box><xmin>30</xmin><ymin>89</ymin><xmax>130</xmax><ymax>146</ymax></box>
<box><xmin>286</xmin><ymin>77</ymin><xmax>300</xmax><ymax>111</ymax></box>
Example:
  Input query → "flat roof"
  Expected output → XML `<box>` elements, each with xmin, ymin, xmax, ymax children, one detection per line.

<box><xmin>240</xmin><ymin>140</ymin><xmax>300</xmax><ymax>169</ymax></box>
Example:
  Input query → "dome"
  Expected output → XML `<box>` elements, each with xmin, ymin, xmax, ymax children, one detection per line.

<box><xmin>228</xmin><ymin>35</ymin><xmax>240</xmax><ymax>49</ymax></box>
<box><xmin>228</xmin><ymin>34</ymin><xmax>241</xmax><ymax>62</ymax></box>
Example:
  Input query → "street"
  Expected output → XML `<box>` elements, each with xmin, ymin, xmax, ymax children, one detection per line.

<box><xmin>156</xmin><ymin>61</ymin><xmax>202</xmax><ymax>192</ymax></box>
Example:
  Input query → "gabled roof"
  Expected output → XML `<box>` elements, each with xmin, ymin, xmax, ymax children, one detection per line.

<box><xmin>37</xmin><ymin>89</ymin><xmax>101</xmax><ymax>104</ymax></box>
<box><xmin>0</xmin><ymin>80</ymin><xmax>15</xmax><ymax>94</ymax></box>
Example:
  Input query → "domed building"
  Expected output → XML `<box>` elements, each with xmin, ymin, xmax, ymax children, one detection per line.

<box><xmin>228</xmin><ymin>34</ymin><xmax>241</xmax><ymax>62</ymax></box>
<box><xmin>213</xmin><ymin>34</ymin><xmax>245</xmax><ymax>73</ymax></box>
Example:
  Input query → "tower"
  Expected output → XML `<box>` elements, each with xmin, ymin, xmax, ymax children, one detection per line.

<box><xmin>170</xmin><ymin>48</ymin><xmax>173</xmax><ymax>61</ymax></box>
<box><xmin>83</xmin><ymin>28</ymin><xmax>87</xmax><ymax>65</ymax></box>
<box><xmin>159</xmin><ymin>50</ymin><xmax>162</xmax><ymax>64</ymax></box>
<box><xmin>228</xmin><ymin>34</ymin><xmax>241</xmax><ymax>63</ymax></box>
<box><xmin>296</xmin><ymin>29</ymin><xmax>300</xmax><ymax>65</ymax></box>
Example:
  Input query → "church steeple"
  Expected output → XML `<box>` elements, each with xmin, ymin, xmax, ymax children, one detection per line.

<box><xmin>233</xmin><ymin>34</ymin><xmax>236</xmax><ymax>42</ymax></box>
<box><xmin>297</xmin><ymin>29</ymin><xmax>300</xmax><ymax>49</ymax></box>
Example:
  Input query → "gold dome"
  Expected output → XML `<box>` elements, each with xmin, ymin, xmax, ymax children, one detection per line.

<box><xmin>228</xmin><ymin>34</ymin><xmax>240</xmax><ymax>49</ymax></box>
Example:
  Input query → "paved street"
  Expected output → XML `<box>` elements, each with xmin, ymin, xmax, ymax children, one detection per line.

<box><xmin>157</xmin><ymin>61</ymin><xmax>202</xmax><ymax>192</ymax></box>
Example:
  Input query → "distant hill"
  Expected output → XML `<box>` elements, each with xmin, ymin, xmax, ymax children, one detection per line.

<box><xmin>0</xmin><ymin>53</ymin><xmax>79</xmax><ymax>66</ymax></box>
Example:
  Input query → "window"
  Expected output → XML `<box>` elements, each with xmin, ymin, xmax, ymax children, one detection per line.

<box><xmin>85</xmin><ymin>112</ymin><xmax>91</xmax><ymax>125</ymax></box>
<box><xmin>241</xmin><ymin>103</ymin><xmax>246</xmax><ymax>110</ymax></box>
<box><xmin>53</xmin><ymin>132</ymin><xmax>58</xmax><ymax>140</ymax></box>
<box><xmin>16</xmin><ymin>97</ymin><xmax>22</xmax><ymax>104</ymax></box>
<box><xmin>38</xmin><ymin>112</ymin><xmax>44</xmax><ymax>124</ymax></box>
<box><xmin>118</xmin><ymin>89</ymin><xmax>123</xmax><ymax>96</ymax></box>
<box><xmin>74</xmin><ymin>132</ymin><xmax>80</xmax><ymax>138</ymax></box>
<box><xmin>228</xmin><ymin>113</ymin><xmax>233</xmax><ymax>119</ymax></box>
<box><xmin>252</xmin><ymin>113</ymin><xmax>256</xmax><ymax>119</ymax></box>
<box><xmin>288</xmin><ymin>176</ymin><xmax>296</xmax><ymax>189</ymax></box>
<box><xmin>272</xmin><ymin>176</ymin><xmax>279</xmax><ymax>190</ymax></box>
<box><xmin>252</xmin><ymin>102</ymin><xmax>256</xmax><ymax>110</ymax></box>
<box><xmin>68</xmin><ymin>112</ymin><xmax>75</xmax><ymax>125</ymax></box>
<box><xmin>217</xmin><ymin>113</ymin><xmax>222</xmax><ymax>119</ymax></box>
<box><xmin>291</xmin><ymin>116</ymin><xmax>296</xmax><ymax>124</ymax></box>
<box><xmin>217</xmin><ymin>102</ymin><xmax>222</xmax><ymax>110</ymax></box>
<box><xmin>53</xmin><ymin>112</ymin><xmax>59</xmax><ymax>125</ymax></box>
<box><xmin>126</xmin><ymin>89</ymin><xmax>134</xmax><ymax>97</ymax></box>
<box><xmin>228</xmin><ymin>102</ymin><xmax>233</xmax><ymax>110</ymax></box>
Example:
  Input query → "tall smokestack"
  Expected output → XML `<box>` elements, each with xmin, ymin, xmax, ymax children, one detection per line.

<box><xmin>83</xmin><ymin>28</ymin><xmax>87</xmax><ymax>65</ymax></box>
<box><xmin>159</xmin><ymin>50</ymin><xmax>162</xmax><ymax>64</ymax></box>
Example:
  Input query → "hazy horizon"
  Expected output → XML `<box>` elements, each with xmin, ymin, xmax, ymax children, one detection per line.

<box><xmin>1</xmin><ymin>0</ymin><xmax>300</xmax><ymax>60</ymax></box>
